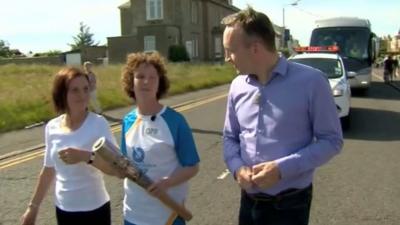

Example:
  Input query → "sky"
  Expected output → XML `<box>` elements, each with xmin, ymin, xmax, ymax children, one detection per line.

<box><xmin>1</xmin><ymin>0</ymin><xmax>399</xmax><ymax>54</ymax></box>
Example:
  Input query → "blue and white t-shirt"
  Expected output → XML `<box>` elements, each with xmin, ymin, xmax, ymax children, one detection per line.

<box><xmin>121</xmin><ymin>106</ymin><xmax>200</xmax><ymax>225</ymax></box>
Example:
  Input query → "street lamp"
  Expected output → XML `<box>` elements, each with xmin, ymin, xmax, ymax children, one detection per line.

<box><xmin>282</xmin><ymin>0</ymin><xmax>300</xmax><ymax>47</ymax></box>
<box><xmin>283</xmin><ymin>0</ymin><xmax>300</xmax><ymax>28</ymax></box>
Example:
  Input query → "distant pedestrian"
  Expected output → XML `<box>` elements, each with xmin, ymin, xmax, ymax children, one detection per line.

<box><xmin>83</xmin><ymin>61</ymin><xmax>102</xmax><ymax>113</ymax></box>
<box><xmin>384</xmin><ymin>55</ymin><xmax>394</xmax><ymax>83</ymax></box>
<box><xmin>393</xmin><ymin>56</ymin><xmax>399</xmax><ymax>79</ymax></box>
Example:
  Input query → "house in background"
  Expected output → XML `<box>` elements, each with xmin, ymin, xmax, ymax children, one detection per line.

<box><xmin>63</xmin><ymin>46</ymin><xmax>108</xmax><ymax>65</ymax></box>
<box><xmin>382</xmin><ymin>29</ymin><xmax>400</xmax><ymax>54</ymax></box>
<box><xmin>108</xmin><ymin>0</ymin><xmax>239</xmax><ymax>63</ymax></box>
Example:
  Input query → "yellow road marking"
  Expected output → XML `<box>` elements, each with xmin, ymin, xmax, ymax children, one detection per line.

<box><xmin>0</xmin><ymin>152</ymin><xmax>44</xmax><ymax>170</ymax></box>
<box><xmin>0</xmin><ymin>150</ymin><xmax>44</xmax><ymax>168</ymax></box>
<box><xmin>111</xmin><ymin>93</ymin><xmax>227</xmax><ymax>133</ymax></box>
<box><xmin>0</xmin><ymin>92</ymin><xmax>228</xmax><ymax>170</ymax></box>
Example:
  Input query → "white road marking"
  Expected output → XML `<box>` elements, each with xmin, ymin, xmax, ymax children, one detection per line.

<box><xmin>217</xmin><ymin>169</ymin><xmax>230</xmax><ymax>180</ymax></box>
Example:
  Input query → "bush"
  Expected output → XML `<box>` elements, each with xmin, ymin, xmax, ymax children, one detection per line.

<box><xmin>279</xmin><ymin>48</ymin><xmax>290</xmax><ymax>58</ymax></box>
<box><xmin>168</xmin><ymin>45</ymin><xmax>190</xmax><ymax>62</ymax></box>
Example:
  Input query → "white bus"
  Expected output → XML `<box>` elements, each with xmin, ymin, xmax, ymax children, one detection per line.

<box><xmin>310</xmin><ymin>17</ymin><xmax>379</xmax><ymax>91</ymax></box>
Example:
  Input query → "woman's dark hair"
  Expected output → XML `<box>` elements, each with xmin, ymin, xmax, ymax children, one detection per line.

<box><xmin>52</xmin><ymin>67</ymin><xmax>89</xmax><ymax>114</ymax></box>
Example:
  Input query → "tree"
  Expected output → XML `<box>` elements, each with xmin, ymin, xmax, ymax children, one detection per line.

<box><xmin>69</xmin><ymin>22</ymin><xmax>99</xmax><ymax>50</ymax></box>
<box><xmin>33</xmin><ymin>50</ymin><xmax>62</xmax><ymax>57</ymax></box>
<box><xmin>0</xmin><ymin>39</ymin><xmax>12</xmax><ymax>58</ymax></box>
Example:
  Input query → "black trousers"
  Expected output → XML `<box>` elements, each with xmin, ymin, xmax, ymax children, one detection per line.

<box><xmin>55</xmin><ymin>201</ymin><xmax>111</xmax><ymax>225</ymax></box>
<box><xmin>239</xmin><ymin>185</ymin><xmax>313</xmax><ymax>225</ymax></box>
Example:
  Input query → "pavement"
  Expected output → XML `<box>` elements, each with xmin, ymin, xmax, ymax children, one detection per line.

<box><xmin>374</xmin><ymin>67</ymin><xmax>400</xmax><ymax>91</ymax></box>
<box><xmin>0</xmin><ymin>84</ymin><xmax>230</xmax><ymax>159</ymax></box>
<box><xmin>1</xmin><ymin>67</ymin><xmax>399</xmax><ymax>159</ymax></box>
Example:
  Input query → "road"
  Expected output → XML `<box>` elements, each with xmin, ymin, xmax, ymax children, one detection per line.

<box><xmin>1</xmin><ymin>69</ymin><xmax>400</xmax><ymax>225</ymax></box>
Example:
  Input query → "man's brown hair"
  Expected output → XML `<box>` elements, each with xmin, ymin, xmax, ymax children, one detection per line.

<box><xmin>121</xmin><ymin>51</ymin><xmax>170</xmax><ymax>100</ymax></box>
<box><xmin>221</xmin><ymin>6</ymin><xmax>276</xmax><ymax>51</ymax></box>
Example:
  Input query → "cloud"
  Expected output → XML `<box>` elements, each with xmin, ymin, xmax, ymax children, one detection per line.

<box><xmin>0</xmin><ymin>0</ymin><xmax>123</xmax><ymax>52</ymax></box>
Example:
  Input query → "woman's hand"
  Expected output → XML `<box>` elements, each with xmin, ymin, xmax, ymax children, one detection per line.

<box><xmin>20</xmin><ymin>206</ymin><xmax>38</xmax><ymax>225</ymax></box>
<box><xmin>147</xmin><ymin>177</ymin><xmax>171</xmax><ymax>198</ymax></box>
<box><xmin>59</xmin><ymin>148</ymin><xmax>90</xmax><ymax>164</ymax></box>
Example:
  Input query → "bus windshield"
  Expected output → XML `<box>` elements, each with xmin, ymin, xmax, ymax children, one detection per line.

<box><xmin>310</xmin><ymin>27</ymin><xmax>370</xmax><ymax>71</ymax></box>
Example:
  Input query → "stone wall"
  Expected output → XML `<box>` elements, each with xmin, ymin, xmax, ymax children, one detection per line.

<box><xmin>0</xmin><ymin>56</ymin><xmax>64</xmax><ymax>65</ymax></box>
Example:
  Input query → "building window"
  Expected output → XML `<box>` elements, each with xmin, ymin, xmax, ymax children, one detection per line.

<box><xmin>185</xmin><ymin>41</ymin><xmax>194</xmax><ymax>59</ymax></box>
<box><xmin>214</xmin><ymin>37</ymin><xmax>222</xmax><ymax>58</ymax></box>
<box><xmin>191</xmin><ymin>0</ymin><xmax>199</xmax><ymax>24</ymax></box>
<box><xmin>144</xmin><ymin>36</ymin><xmax>156</xmax><ymax>52</ymax></box>
<box><xmin>146</xmin><ymin>0</ymin><xmax>163</xmax><ymax>20</ymax></box>
<box><xmin>193</xmin><ymin>36</ymin><xmax>199</xmax><ymax>58</ymax></box>
<box><xmin>186</xmin><ymin>36</ymin><xmax>199</xmax><ymax>59</ymax></box>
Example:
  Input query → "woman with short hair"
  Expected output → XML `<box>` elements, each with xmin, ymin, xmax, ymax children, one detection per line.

<box><xmin>20</xmin><ymin>67</ymin><xmax>116</xmax><ymax>225</ymax></box>
<box><xmin>120</xmin><ymin>52</ymin><xmax>200</xmax><ymax>225</ymax></box>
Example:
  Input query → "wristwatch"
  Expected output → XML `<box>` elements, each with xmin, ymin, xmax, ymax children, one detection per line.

<box><xmin>87</xmin><ymin>152</ymin><xmax>95</xmax><ymax>164</ymax></box>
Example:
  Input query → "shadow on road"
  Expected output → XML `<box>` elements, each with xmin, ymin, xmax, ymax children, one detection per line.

<box><xmin>352</xmin><ymin>81</ymin><xmax>400</xmax><ymax>100</ymax></box>
<box><xmin>192</xmin><ymin>128</ymin><xmax>222</xmax><ymax>137</ymax></box>
<box><xmin>344</xmin><ymin>107</ymin><xmax>400</xmax><ymax>141</ymax></box>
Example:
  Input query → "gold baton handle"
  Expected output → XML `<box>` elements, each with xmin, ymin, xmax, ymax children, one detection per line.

<box><xmin>92</xmin><ymin>137</ymin><xmax>193</xmax><ymax>221</ymax></box>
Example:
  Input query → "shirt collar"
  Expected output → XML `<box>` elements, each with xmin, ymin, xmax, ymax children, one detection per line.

<box><xmin>271</xmin><ymin>56</ymin><xmax>289</xmax><ymax>77</ymax></box>
<box><xmin>245</xmin><ymin>56</ymin><xmax>289</xmax><ymax>84</ymax></box>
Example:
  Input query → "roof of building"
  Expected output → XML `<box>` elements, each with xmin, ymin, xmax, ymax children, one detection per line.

<box><xmin>119</xmin><ymin>1</ymin><xmax>130</xmax><ymax>9</ymax></box>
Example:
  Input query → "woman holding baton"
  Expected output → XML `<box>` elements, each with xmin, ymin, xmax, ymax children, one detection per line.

<box><xmin>120</xmin><ymin>51</ymin><xmax>200</xmax><ymax>225</ymax></box>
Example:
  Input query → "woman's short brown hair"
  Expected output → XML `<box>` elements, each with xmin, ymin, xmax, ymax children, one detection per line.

<box><xmin>52</xmin><ymin>67</ymin><xmax>89</xmax><ymax>114</ymax></box>
<box><xmin>121</xmin><ymin>51</ymin><xmax>170</xmax><ymax>100</ymax></box>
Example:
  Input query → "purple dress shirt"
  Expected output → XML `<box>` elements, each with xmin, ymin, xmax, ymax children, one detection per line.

<box><xmin>223</xmin><ymin>57</ymin><xmax>343</xmax><ymax>195</ymax></box>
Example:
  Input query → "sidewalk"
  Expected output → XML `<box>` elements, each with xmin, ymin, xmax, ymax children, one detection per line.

<box><xmin>374</xmin><ymin>67</ymin><xmax>400</xmax><ymax>91</ymax></box>
<box><xmin>0</xmin><ymin>84</ymin><xmax>230</xmax><ymax>158</ymax></box>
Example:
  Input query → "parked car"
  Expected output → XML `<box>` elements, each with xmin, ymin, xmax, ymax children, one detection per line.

<box><xmin>289</xmin><ymin>46</ymin><xmax>354</xmax><ymax>130</ymax></box>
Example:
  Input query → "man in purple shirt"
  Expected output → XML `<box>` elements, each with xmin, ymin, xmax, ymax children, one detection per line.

<box><xmin>221</xmin><ymin>7</ymin><xmax>343</xmax><ymax>225</ymax></box>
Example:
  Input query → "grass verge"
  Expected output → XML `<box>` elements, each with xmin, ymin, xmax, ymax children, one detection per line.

<box><xmin>0</xmin><ymin>63</ymin><xmax>235</xmax><ymax>133</ymax></box>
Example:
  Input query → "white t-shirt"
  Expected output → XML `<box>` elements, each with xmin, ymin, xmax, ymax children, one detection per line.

<box><xmin>43</xmin><ymin>112</ymin><xmax>115</xmax><ymax>212</ymax></box>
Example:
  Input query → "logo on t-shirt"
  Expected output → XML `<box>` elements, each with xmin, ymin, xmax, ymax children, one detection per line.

<box><xmin>132</xmin><ymin>147</ymin><xmax>145</xmax><ymax>162</ymax></box>
<box><xmin>145</xmin><ymin>127</ymin><xmax>158</xmax><ymax>135</ymax></box>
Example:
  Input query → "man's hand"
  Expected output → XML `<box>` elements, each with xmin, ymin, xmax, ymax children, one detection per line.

<box><xmin>235</xmin><ymin>166</ymin><xmax>254</xmax><ymax>191</ymax></box>
<box><xmin>251</xmin><ymin>161</ymin><xmax>281</xmax><ymax>189</ymax></box>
